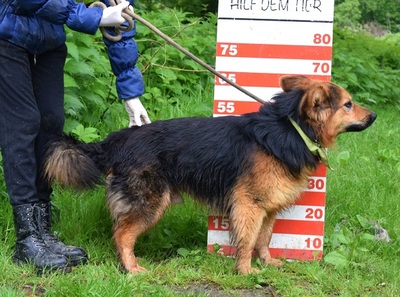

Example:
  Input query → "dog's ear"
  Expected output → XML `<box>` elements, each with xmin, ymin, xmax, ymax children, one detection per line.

<box><xmin>299</xmin><ymin>84</ymin><xmax>331</xmax><ymax>119</ymax></box>
<box><xmin>280</xmin><ymin>75</ymin><xmax>313</xmax><ymax>92</ymax></box>
<box><xmin>310</xmin><ymin>86</ymin><xmax>330</xmax><ymax>110</ymax></box>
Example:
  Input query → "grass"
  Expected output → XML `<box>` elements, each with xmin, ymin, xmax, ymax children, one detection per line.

<box><xmin>0</xmin><ymin>88</ymin><xmax>399</xmax><ymax>296</ymax></box>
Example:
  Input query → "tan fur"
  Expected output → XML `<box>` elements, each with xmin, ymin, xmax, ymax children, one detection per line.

<box><xmin>44</xmin><ymin>147</ymin><xmax>92</xmax><ymax>189</ymax></box>
<box><xmin>283</xmin><ymin>76</ymin><xmax>375</xmax><ymax>147</ymax></box>
<box><xmin>108</xmin><ymin>179</ymin><xmax>174</xmax><ymax>274</ymax></box>
<box><xmin>227</xmin><ymin>151</ymin><xmax>312</xmax><ymax>273</ymax></box>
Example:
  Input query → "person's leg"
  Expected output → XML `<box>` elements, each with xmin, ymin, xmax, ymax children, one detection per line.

<box><xmin>32</xmin><ymin>44</ymin><xmax>88</xmax><ymax>266</ymax></box>
<box><xmin>0</xmin><ymin>44</ymin><xmax>40</xmax><ymax>207</ymax></box>
<box><xmin>0</xmin><ymin>40</ymin><xmax>69</xmax><ymax>273</ymax></box>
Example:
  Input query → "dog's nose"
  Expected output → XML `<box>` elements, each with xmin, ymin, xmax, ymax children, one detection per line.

<box><xmin>369</xmin><ymin>112</ymin><xmax>377</xmax><ymax>125</ymax></box>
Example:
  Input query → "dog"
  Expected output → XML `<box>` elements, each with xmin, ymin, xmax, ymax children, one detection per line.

<box><xmin>43</xmin><ymin>75</ymin><xmax>376</xmax><ymax>275</ymax></box>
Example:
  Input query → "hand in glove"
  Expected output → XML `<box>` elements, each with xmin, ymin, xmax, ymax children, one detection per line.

<box><xmin>125</xmin><ymin>98</ymin><xmax>151</xmax><ymax>127</ymax></box>
<box><xmin>99</xmin><ymin>1</ymin><xmax>130</xmax><ymax>27</ymax></box>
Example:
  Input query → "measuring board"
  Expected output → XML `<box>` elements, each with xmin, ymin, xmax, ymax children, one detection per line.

<box><xmin>207</xmin><ymin>0</ymin><xmax>335</xmax><ymax>260</ymax></box>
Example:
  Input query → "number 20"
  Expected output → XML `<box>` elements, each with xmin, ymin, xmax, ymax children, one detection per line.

<box><xmin>305</xmin><ymin>208</ymin><xmax>324</xmax><ymax>219</ymax></box>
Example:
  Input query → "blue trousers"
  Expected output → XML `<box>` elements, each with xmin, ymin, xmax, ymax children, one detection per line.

<box><xmin>0</xmin><ymin>40</ymin><xmax>67</xmax><ymax>206</ymax></box>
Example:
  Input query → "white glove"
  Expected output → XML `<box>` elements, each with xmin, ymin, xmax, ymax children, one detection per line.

<box><xmin>125</xmin><ymin>98</ymin><xmax>151</xmax><ymax>127</ymax></box>
<box><xmin>99</xmin><ymin>1</ymin><xmax>130</xmax><ymax>27</ymax></box>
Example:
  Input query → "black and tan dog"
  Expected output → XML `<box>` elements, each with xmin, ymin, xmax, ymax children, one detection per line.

<box><xmin>44</xmin><ymin>75</ymin><xmax>376</xmax><ymax>275</ymax></box>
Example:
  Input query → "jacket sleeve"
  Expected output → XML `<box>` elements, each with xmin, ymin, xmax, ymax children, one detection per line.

<box><xmin>15</xmin><ymin>0</ymin><xmax>102</xmax><ymax>35</ymax></box>
<box><xmin>103</xmin><ymin>8</ymin><xmax>145</xmax><ymax>100</ymax></box>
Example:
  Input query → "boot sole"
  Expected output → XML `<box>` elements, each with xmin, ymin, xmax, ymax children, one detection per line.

<box><xmin>13</xmin><ymin>256</ymin><xmax>71</xmax><ymax>275</ymax></box>
<box><xmin>67</xmin><ymin>256</ymin><xmax>88</xmax><ymax>267</ymax></box>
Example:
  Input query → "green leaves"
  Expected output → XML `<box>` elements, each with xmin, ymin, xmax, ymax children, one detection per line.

<box><xmin>135</xmin><ymin>8</ymin><xmax>216</xmax><ymax>119</ymax></box>
<box><xmin>71</xmin><ymin>124</ymin><xmax>100</xmax><ymax>142</ymax></box>
<box><xmin>324</xmin><ymin>215</ymin><xmax>388</xmax><ymax>268</ymax></box>
<box><xmin>332</xmin><ymin>28</ymin><xmax>400</xmax><ymax>108</ymax></box>
<box><xmin>63</xmin><ymin>8</ymin><xmax>216</xmax><ymax>136</ymax></box>
<box><xmin>324</xmin><ymin>250</ymin><xmax>349</xmax><ymax>267</ymax></box>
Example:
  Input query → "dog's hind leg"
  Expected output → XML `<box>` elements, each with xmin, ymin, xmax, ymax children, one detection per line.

<box><xmin>254</xmin><ymin>214</ymin><xmax>283</xmax><ymax>267</ymax></box>
<box><xmin>229</xmin><ymin>199</ymin><xmax>266</xmax><ymax>274</ymax></box>
<box><xmin>107</xmin><ymin>173</ymin><xmax>174</xmax><ymax>275</ymax></box>
<box><xmin>113</xmin><ymin>218</ymin><xmax>148</xmax><ymax>274</ymax></box>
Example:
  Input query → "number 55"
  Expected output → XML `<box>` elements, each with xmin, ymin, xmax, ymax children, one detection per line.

<box><xmin>217</xmin><ymin>102</ymin><xmax>235</xmax><ymax>113</ymax></box>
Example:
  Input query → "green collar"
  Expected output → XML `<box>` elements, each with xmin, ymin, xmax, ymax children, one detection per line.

<box><xmin>289</xmin><ymin>118</ymin><xmax>333</xmax><ymax>170</ymax></box>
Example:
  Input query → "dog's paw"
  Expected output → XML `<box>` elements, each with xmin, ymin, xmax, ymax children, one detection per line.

<box><xmin>128</xmin><ymin>264</ymin><xmax>147</xmax><ymax>275</ymax></box>
<box><xmin>236</xmin><ymin>265</ymin><xmax>261</xmax><ymax>275</ymax></box>
<box><xmin>263</xmin><ymin>258</ymin><xmax>284</xmax><ymax>267</ymax></box>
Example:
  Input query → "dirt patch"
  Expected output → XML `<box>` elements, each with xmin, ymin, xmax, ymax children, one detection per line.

<box><xmin>171</xmin><ymin>282</ymin><xmax>279</xmax><ymax>296</ymax></box>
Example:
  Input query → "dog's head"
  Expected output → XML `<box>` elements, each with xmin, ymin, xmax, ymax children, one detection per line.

<box><xmin>280</xmin><ymin>75</ymin><xmax>377</xmax><ymax>147</ymax></box>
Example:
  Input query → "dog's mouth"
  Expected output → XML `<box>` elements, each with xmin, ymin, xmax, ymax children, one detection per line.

<box><xmin>345</xmin><ymin>112</ymin><xmax>377</xmax><ymax>132</ymax></box>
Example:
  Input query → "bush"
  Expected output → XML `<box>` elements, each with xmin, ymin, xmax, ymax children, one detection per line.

<box><xmin>332</xmin><ymin>28</ymin><xmax>400</xmax><ymax>107</ymax></box>
<box><xmin>135</xmin><ymin>6</ymin><xmax>217</xmax><ymax>118</ymax></box>
<box><xmin>63</xmin><ymin>6</ymin><xmax>217</xmax><ymax>138</ymax></box>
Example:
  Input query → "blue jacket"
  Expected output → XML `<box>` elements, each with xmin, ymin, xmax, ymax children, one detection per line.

<box><xmin>0</xmin><ymin>0</ymin><xmax>144</xmax><ymax>99</ymax></box>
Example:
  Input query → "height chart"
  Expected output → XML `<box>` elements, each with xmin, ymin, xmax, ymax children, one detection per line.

<box><xmin>207</xmin><ymin>0</ymin><xmax>335</xmax><ymax>260</ymax></box>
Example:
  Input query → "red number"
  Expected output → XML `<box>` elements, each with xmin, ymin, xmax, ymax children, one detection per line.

<box><xmin>307</xmin><ymin>178</ymin><xmax>325</xmax><ymax>190</ymax></box>
<box><xmin>305</xmin><ymin>208</ymin><xmax>324</xmax><ymax>219</ymax></box>
<box><xmin>313</xmin><ymin>62</ymin><xmax>330</xmax><ymax>74</ymax></box>
<box><xmin>305</xmin><ymin>237</ymin><xmax>322</xmax><ymax>249</ymax></box>
<box><xmin>313</xmin><ymin>34</ymin><xmax>331</xmax><ymax>45</ymax></box>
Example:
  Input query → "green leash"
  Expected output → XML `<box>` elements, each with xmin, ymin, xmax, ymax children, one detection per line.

<box><xmin>289</xmin><ymin>118</ymin><xmax>333</xmax><ymax>170</ymax></box>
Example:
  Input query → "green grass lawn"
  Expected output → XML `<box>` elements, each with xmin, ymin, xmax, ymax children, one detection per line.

<box><xmin>0</xmin><ymin>99</ymin><xmax>399</xmax><ymax>296</ymax></box>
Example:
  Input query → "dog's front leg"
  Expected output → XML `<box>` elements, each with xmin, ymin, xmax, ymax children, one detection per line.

<box><xmin>230</xmin><ymin>204</ymin><xmax>266</xmax><ymax>274</ymax></box>
<box><xmin>254</xmin><ymin>213</ymin><xmax>283</xmax><ymax>267</ymax></box>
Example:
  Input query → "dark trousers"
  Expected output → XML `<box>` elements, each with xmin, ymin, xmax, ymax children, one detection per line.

<box><xmin>0</xmin><ymin>40</ymin><xmax>67</xmax><ymax>206</ymax></box>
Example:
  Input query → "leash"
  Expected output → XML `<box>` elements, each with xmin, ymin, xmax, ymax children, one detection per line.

<box><xmin>90</xmin><ymin>0</ymin><xmax>266</xmax><ymax>105</ymax></box>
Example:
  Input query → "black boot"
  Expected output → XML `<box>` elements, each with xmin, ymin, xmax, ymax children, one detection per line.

<box><xmin>12</xmin><ymin>204</ymin><xmax>70</xmax><ymax>274</ymax></box>
<box><xmin>35</xmin><ymin>203</ymin><xmax>88</xmax><ymax>267</ymax></box>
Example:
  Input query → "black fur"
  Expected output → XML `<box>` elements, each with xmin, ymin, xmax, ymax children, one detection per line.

<box><xmin>51</xmin><ymin>90</ymin><xmax>319</xmax><ymax>212</ymax></box>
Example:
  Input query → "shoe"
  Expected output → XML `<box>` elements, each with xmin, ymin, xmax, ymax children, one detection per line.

<box><xmin>12</xmin><ymin>204</ymin><xmax>70</xmax><ymax>274</ymax></box>
<box><xmin>35</xmin><ymin>202</ymin><xmax>88</xmax><ymax>267</ymax></box>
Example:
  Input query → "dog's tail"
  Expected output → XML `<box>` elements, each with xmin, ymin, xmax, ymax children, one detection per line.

<box><xmin>43</xmin><ymin>135</ymin><xmax>104</xmax><ymax>190</ymax></box>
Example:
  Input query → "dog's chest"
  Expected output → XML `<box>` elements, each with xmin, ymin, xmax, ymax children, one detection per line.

<box><xmin>236</xmin><ymin>151</ymin><xmax>310</xmax><ymax>212</ymax></box>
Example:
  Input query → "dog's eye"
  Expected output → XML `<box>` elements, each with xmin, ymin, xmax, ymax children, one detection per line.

<box><xmin>344</xmin><ymin>101</ymin><xmax>353</xmax><ymax>109</ymax></box>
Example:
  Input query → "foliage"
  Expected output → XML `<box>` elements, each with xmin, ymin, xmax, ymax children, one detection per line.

<box><xmin>136</xmin><ymin>0</ymin><xmax>217</xmax><ymax>17</ymax></box>
<box><xmin>64</xmin><ymin>29</ymin><xmax>121</xmax><ymax>139</ymax></box>
<box><xmin>324</xmin><ymin>214</ymin><xmax>387</xmax><ymax>267</ymax></box>
<box><xmin>334</xmin><ymin>0</ymin><xmax>362</xmax><ymax>29</ymax></box>
<box><xmin>334</xmin><ymin>0</ymin><xmax>400</xmax><ymax>32</ymax></box>
<box><xmin>63</xmin><ymin>6</ymin><xmax>217</xmax><ymax>140</ymax></box>
<box><xmin>134</xmin><ymin>7</ymin><xmax>217</xmax><ymax>119</ymax></box>
<box><xmin>332</xmin><ymin>28</ymin><xmax>400</xmax><ymax>107</ymax></box>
